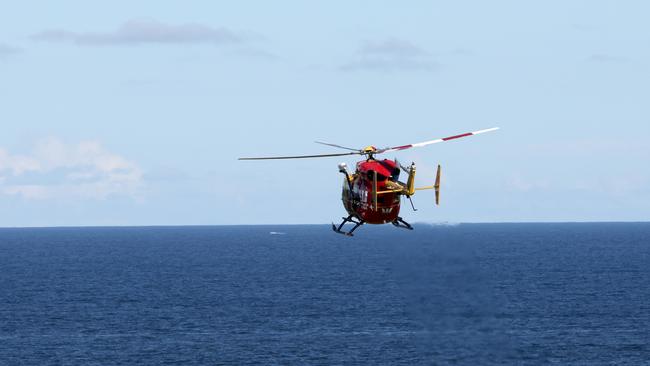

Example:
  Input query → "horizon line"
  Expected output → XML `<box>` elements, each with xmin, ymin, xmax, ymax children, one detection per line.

<box><xmin>1</xmin><ymin>220</ymin><xmax>649</xmax><ymax>230</ymax></box>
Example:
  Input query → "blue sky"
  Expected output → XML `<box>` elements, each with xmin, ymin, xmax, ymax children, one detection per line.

<box><xmin>1</xmin><ymin>1</ymin><xmax>648</xmax><ymax>226</ymax></box>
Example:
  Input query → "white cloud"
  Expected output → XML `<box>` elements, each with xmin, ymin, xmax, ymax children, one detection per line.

<box><xmin>0</xmin><ymin>138</ymin><xmax>143</xmax><ymax>200</ymax></box>
<box><xmin>31</xmin><ymin>19</ymin><xmax>249</xmax><ymax>46</ymax></box>
<box><xmin>0</xmin><ymin>149</ymin><xmax>40</xmax><ymax>175</ymax></box>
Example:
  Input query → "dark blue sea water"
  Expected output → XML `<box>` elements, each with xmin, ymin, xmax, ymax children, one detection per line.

<box><xmin>1</xmin><ymin>223</ymin><xmax>649</xmax><ymax>365</ymax></box>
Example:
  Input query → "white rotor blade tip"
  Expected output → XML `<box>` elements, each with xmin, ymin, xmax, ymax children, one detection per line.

<box><xmin>474</xmin><ymin>127</ymin><xmax>500</xmax><ymax>135</ymax></box>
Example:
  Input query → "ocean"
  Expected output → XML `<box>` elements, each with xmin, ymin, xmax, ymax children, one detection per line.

<box><xmin>1</xmin><ymin>223</ymin><xmax>649</xmax><ymax>365</ymax></box>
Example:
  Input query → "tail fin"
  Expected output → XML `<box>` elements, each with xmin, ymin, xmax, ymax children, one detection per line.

<box><xmin>412</xmin><ymin>164</ymin><xmax>441</xmax><ymax>205</ymax></box>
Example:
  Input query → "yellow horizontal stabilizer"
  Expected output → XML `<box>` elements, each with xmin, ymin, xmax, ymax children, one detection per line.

<box><xmin>414</xmin><ymin>185</ymin><xmax>435</xmax><ymax>191</ymax></box>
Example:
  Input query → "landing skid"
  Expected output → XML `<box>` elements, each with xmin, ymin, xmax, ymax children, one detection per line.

<box><xmin>332</xmin><ymin>215</ymin><xmax>365</xmax><ymax>236</ymax></box>
<box><xmin>392</xmin><ymin>217</ymin><xmax>413</xmax><ymax>230</ymax></box>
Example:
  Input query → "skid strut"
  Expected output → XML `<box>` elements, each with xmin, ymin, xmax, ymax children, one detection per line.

<box><xmin>332</xmin><ymin>215</ymin><xmax>365</xmax><ymax>236</ymax></box>
<box><xmin>392</xmin><ymin>217</ymin><xmax>413</xmax><ymax>230</ymax></box>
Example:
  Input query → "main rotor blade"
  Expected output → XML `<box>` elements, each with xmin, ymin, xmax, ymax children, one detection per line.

<box><xmin>314</xmin><ymin>141</ymin><xmax>360</xmax><ymax>152</ymax></box>
<box><xmin>239</xmin><ymin>151</ymin><xmax>361</xmax><ymax>160</ymax></box>
<box><xmin>376</xmin><ymin>127</ymin><xmax>499</xmax><ymax>154</ymax></box>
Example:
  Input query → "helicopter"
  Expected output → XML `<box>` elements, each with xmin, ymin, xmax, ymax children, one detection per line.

<box><xmin>239</xmin><ymin>127</ymin><xmax>498</xmax><ymax>236</ymax></box>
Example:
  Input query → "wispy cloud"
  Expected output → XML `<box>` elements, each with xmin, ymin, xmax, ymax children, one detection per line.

<box><xmin>341</xmin><ymin>38</ymin><xmax>436</xmax><ymax>72</ymax></box>
<box><xmin>588</xmin><ymin>53</ymin><xmax>628</xmax><ymax>64</ymax></box>
<box><xmin>0</xmin><ymin>138</ymin><xmax>143</xmax><ymax>200</ymax></box>
<box><xmin>0</xmin><ymin>43</ymin><xmax>21</xmax><ymax>58</ymax></box>
<box><xmin>359</xmin><ymin>39</ymin><xmax>427</xmax><ymax>58</ymax></box>
<box><xmin>31</xmin><ymin>19</ymin><xmax>251</xmax><ymax>46</ymax></box>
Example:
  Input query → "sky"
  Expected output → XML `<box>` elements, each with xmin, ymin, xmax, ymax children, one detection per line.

<box><xmin>1</xmin><ymin>1</ymin><xmax>649</xmax><ymax>226</ymax></box>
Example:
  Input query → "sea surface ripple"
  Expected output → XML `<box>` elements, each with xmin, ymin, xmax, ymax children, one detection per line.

<box><xmin>1</xmin><ymin>223</ymin><xmax>649</xmax><ymax>365</ymax></box>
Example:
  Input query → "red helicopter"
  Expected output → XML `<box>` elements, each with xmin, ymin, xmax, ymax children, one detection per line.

<box><xmin>240</xmin><ymin>127</ymin><xmax>498</xmax><ymax>236</ymax></box>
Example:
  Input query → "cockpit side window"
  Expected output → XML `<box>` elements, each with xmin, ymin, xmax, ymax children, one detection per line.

<box><xmin>391</xmin><ymin>168</ymin><xmax>400</xmax><ymax>181</ymax></box>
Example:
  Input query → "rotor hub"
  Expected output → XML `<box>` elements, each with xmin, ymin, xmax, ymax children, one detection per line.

<box><xmin>362</xmin><ymin>146</ymin><xmax>377</xmax><ymax>154</ymax></box>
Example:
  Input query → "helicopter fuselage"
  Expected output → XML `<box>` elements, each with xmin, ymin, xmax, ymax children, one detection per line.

<box><xmin>341</xmin><ymin>159</ymin><xmax>401</xmax><ymax>224</ymax></box>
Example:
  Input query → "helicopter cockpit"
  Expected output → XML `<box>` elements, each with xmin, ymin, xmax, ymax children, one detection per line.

<box><xmin>356</xmin><ymin>159</ymin><xmax>401</xmax><ymax>183</ymax></box>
